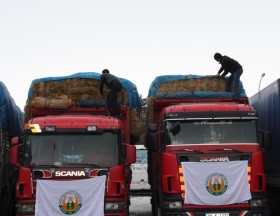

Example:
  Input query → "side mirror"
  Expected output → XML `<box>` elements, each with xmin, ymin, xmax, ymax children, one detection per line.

<box><xmin>125</xmin><ymin>144</ymin><xmax>136</xmax><ymax>164</ymax></box>
<box><xmin>147</xmin><ymin>124</ymin><xmax>158</xmax><ymax>152</ymax></box>
<box><xmin>149</xmin><ymin>124</ymin><xmax>157</xmax><ymax>132</ymax></box>
<box><xmin>10</xmin><ymin>137</ymin><xmax>19</xmax><ymax>166</ymax></box>
<box><xmin>258</xmin><ymin>129</ymin><xmax>272</xmax><ymax>149</ymax></box>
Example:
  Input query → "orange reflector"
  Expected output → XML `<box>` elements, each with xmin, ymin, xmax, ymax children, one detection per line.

<box><xmin>247</xmin><ymin>166</ymin><xmax>251</xmax><ymax>172</ymax></box>
<box><xmin>179</xmin><ymin>167</ymin><xmax>183</xmax><ymax>173</ymax></box>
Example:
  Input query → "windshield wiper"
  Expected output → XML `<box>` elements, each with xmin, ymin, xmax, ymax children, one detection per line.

<box><xmin>52</xmin><ymin>141</ymin><xmax>56</xmax><ymax>165</ymax></box>
<box><xmin>176</xmin><ymin>148</ymin><xmax>205</xmax><ymax>154</ymax></box>
<box><xmin>184</xmin><ymin>148</ymin><xmax>204</xmax><ymax>154</ymax></box>
<box><xmin>209</xmin><ymin>148</ymin><xmax>242</xmax><ymax>153</ymax></box>
<box><xmin>60</xmin><ymin>163</ymin><xmax>101</xmax><ymax>168</ymax></box>
<box><xmin>29</xmin><ymin>164</ymin><xmax>62</xmax><ymax>168</ymax></box>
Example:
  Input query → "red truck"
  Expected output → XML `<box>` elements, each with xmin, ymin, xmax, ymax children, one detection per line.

<box><xmin>146</xmin><ymin>75</ymin><xmax>269</xmax><ymax>216</ymax></box>
<box><xmin>15</xmin><ymin>72</ymin><xmax>141</xmax><ymax>215</ymax></box>
<box><xmin>0</xmin><ymin>81</ymin><xmax>23</xmax><ymax>216</ymax></box>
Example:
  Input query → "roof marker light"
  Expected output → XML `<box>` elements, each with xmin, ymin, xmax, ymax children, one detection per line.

<box><xmin>45</xmin><ymin>126</ymin><xmax>56</xmax><ymax>132</ymax></box>
<box><xmin>87</xmin><ymin>125</ymin><xmax>98</xmax><ymax>132</ymax></box>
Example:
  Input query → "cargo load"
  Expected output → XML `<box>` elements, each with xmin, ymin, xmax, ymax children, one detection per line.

<box><xmin>0</xmin><ymin>81</ymin><xmax>23</xmax><ymax>215</ymax></box>
<box><xmin>148</xmin><ymin>74</ymin><xmax>246</xmax><ymax>98</ymax></box>
<box><xmin>146</xmin><ymin>74</ymin><xmax>247</xmax><ymax>125</ymax></box>
<box><xmin>24</xmin><ymin>72</ymin><xmax>143</xmax><ymax>141</ymax></box>
<box><xmin>0</xmin><ymin>81</ymin><xmax>23</xmax><ymax>137</ymax></box>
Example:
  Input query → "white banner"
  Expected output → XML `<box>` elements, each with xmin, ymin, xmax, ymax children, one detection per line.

<box><xmin>35</xmin><ymin>176</ymin><xmax>106</xmax><ymax>216</ymax></box>
<box><xmin>182</xmin><ymin>161</ymin><xmax>251</xmax><ymax>205</ymax></box>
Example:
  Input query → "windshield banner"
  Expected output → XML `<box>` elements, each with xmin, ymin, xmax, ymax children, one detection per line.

<box><xmin>35</xmin><ymin>176</ymin><xmax>106</xmax><ymax>215</ymax></box>
<box><xmin>181</xmin><ymin>161</ymin><xmax>251</xmax><ymax>205</ymax></box>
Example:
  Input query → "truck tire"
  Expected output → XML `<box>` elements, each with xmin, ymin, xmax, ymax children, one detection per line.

<box><xmin>151</xmin><ymin>188</ymin><xmax>162</xmax><ymax>216</ymax></box>
<box><xmin>0</xmin><ymin>186</ymin><xmax>9</xmax><ymax>215</ymax></box>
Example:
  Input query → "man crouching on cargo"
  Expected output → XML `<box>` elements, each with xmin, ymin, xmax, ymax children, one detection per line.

<box><xmin>214</xmin><ymin>53</ymin><xmax>243</xmax><ymax>101</ymax></box>
<box><xmin>99</xmin><ymin>69</ymin><xmax>123</xmax><ymax>116</ymax></box>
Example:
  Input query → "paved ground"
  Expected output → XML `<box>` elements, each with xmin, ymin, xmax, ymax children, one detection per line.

<box><xmin>130</xmin><ymin>195</ymin><xmax>152</xmax><ymax>216</ymax></box>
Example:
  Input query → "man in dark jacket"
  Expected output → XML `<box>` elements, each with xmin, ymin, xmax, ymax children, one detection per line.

<box><xmin>99</xmin><ymin>69</ymin><xmax>123</xmax><ymax>116</ymax></box>
<box><xmin>214</xmin><ymin>53</ymin><xmax>243</xmax><ymax>101</ymax></box>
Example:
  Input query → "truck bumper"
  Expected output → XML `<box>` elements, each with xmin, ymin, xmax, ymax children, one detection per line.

<box><xmin>160</xmin><ymin>209</ymin><xmax>269</xmax><ymax>216</ymax></box>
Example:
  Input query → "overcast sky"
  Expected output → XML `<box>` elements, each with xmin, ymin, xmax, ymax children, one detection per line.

<box><xmin>1</xmin><ymin>0</ymin><xmax>279</xmax><ymax>111</ymax></box>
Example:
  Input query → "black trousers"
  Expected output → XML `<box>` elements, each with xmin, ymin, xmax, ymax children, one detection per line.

<box><xmin>106</xmin><ymin>81</ymin><xmax>122</xmax><ymax>115</ymax></box>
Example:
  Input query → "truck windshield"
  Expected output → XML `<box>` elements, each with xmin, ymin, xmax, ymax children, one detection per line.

<box><xmin>165</xmin><ymin>119</ymin><xmax>257</xmax><ymax>145</ymax></box>
<box><xmin>24</xmin><ymin>132</ymin><xmax>119</xmax><ymax>167</ymax></box>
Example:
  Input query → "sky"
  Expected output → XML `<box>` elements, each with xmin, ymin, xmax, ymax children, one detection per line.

<box><xmin>1</xmin><ymin>0</ymin><xmax>279</xmax><ymax>111</ymax></box>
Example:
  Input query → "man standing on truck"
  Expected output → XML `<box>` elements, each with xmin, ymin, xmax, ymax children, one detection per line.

<box><xmin>99</xmin><ymin>69</ymin><xmax>123</xmax><ymax>116</ymax></box>
<box><xmin>214</xmin><ymin>53</ymin><xmax>243</xmax><ymax>101</ymax></box>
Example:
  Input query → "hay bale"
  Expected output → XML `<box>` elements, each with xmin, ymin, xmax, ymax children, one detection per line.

<box><xmin>46</xmin><ymin>95</ymin><xmax>73</xmax><ymax>109</ymax></box>
<box><xmin>157</xmin><ymin>76</ymin><xmax>227</xmax><ymax>93</ymax></box>
<box><xmin>146</xmin><ymin>97</ymin><xmax>155</xmax><ymax>126</ymax></box>
<box><xmin>31</xmin><ymin>97</ymin><xmax>47</xmax><ymax>109</ymax></box>
<box><xmin>31</xmin><ymin>95</ymin><xmax>72</xmax><ymax>109</ymax></box>
<box><xmin>24</xmin><ymin>77</ymin><xmax>141</xmax><ymax>143</ymax></box>
<box><xmin>129</xmin><ymin>108</ymin><xmax>145</xmax><ymax>138</ymax></box>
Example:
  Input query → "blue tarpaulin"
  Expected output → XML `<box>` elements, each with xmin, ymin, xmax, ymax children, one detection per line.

<box><xmin>148</xmin><ymin>74</ymin><xmax>247</xmax><ymax>98</ymax></box>
<box><xmin>249</xmin><ymin>79</ymin><xmax>280</xmax><ymax>172</ymax></box>
<box><xmin>0</xmin><ymin>81</ymin><xmax>23</xmax><ymax>137</ymax></box>
<box><xmin>27</xmin><ymin>72</ymin><xmax>142</xmax><ymax>109</ymax></box>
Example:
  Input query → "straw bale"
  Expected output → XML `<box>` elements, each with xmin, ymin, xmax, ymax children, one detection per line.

<box><xmin>23</xmin><ymin>99</ymin><xmax>32</xmax><ymax>124</ymax></box>
<box><xmin>146</xmin><ymin>97</ymin><xmax>155</xmax><ymax>126</ymax></box>
<box><xmin>31</xmin><ymin>97</ymin><xmax>47</xmax><ymax>109</ymax></box>
<box><xmin>129</xmin><ymin>108</ymin><xmax>145</xmax><ymax>138</ymax></box>
<box><xmin>46</xmin><ymin>95</ymin><xmax>73</xmax><ymax>109</ymax></box>
<box><xmin>157</xmin><ymin>76</ymin><xmax>227</xmax><ymax>93</ymax></box>
<box><xmin>30</xmin><ymin>95</ymin><xmax>73</xmax><ymax>109</ymax></box>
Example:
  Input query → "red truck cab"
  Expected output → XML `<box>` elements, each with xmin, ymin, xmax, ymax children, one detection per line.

<box><xmin>16</xmin><ymin>106</ymin><xmax>136</xmax><ymax>216</ymax></box>
<box><xmin>147</xmin><ymin>97</ymin><xmax>269</xmax><ymax>216</ymax></box>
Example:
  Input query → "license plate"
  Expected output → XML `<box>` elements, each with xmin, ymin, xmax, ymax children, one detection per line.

<box><xmin>205</xmin><ymin>214</ymin><xmax>229</xmax><ymax>216</ymax></box>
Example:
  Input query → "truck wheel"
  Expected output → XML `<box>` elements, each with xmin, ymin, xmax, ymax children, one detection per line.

<box><xmin>0</xmin><ymin>186</ymin><xmax>9</xmax><ymax>216</ymax></box>
<box><xmin>157</xmin><ymin>206</ymin><xmax>162</xmax><ymax>216</ymax></box>
<box><xmin>151</xmin><ymin>190</ymin><xmax>161</xmax><ymax>216</ymax></box>
<box><xmin>5</xmin><ymin>166</ymin><xmax>18</xmax><ymax>216</ymax></box>
<box><xmin>151</xmin><ymin>196</ymin><xmax>156</xmax><ymax>216</ymax></box>
<box><xmin>152</xmin><ymin>200</ymin><xmax>161</xmax><ymax>216</ymax></box>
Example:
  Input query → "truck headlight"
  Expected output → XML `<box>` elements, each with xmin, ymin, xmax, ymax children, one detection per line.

<box><xmin>105</xmin><ymin>202</ymin><xmax>125</xmax><ymax>211</ymax></box>
<box><xmin>17</xmin><ymin>204</ymin><xmax>35</xmax><ymax>213</ymax></box>
<box><xmin>250</xmin><ymin>199</ymin><xmax>263</xmax><ymax>207</ymax></box>
<box><xmin>163</xmin><ymin>201</ymin><xmax>182</xmax><ymax>209</ymax></box>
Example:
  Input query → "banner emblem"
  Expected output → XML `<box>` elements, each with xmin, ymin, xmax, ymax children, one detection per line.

<box><xmin>205</xmin><ymin>173</ymin><xmax>228</xmax><ymax>196</ymax></box>
<box><xmin>59</xmin><ymin>191</ymin><xmax>82</xmax><ymax>214</ymax></box>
